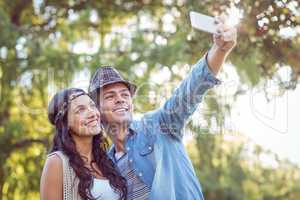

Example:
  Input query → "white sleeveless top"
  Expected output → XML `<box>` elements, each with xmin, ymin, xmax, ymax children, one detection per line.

<box><xmin>48</xmin><ymin>151</ymin><xmax>119</xmax><ymax>200</ymax></box>
<box><xmin>91</xmin><ymin>178</ymin><xmax>119</xmax><ymax>200</ymax></box>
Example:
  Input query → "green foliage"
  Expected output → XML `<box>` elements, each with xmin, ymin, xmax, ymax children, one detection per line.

<box><xmin>0</xmin><ymin>0</ymin><xmax>299</xmax><ymax>199</ymax></box>
<box><xmin>186</xmin><ymin>130</ymin><xmax>300</xmax><ymax>200</ymax></box>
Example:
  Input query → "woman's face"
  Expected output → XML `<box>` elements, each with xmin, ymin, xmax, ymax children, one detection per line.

<box><xmin>67</xmin><ymin>93</ymin><xmax>101</xmax><ymax>137</ymax></box>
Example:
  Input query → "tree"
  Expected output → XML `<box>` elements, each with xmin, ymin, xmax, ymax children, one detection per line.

<box><xmin>0</xmin><ymin>0</ymin><xmax>299</xmax><ymax>199</ymax></box>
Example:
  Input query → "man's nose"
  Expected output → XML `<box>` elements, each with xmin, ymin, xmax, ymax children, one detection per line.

<box><xmin>115</xmin><ymin>93</ymin><xmax>125</xmax><ymax>104</ymax></box>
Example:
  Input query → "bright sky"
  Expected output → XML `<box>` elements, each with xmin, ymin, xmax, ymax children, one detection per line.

<box><xmin>231</xmin><ymin>85</ymin><xmax>300</xmax><ymax>165</ymax></box>
<box><xmin>219</xmin><ymin>64</ymin><xmax>300</xmax><ymax>165</ymax></box>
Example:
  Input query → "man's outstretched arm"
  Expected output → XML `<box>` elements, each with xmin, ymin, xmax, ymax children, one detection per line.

<box><xmin>154</xmin><ymin>16</ymin><xmax>237</xmax><ymax>140</ymax></box>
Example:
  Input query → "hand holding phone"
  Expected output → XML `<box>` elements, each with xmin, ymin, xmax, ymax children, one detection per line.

<box><xmin>190</xmin><ymin>11</ymin><xmax>237</xmax><ymax>53</ymax></box>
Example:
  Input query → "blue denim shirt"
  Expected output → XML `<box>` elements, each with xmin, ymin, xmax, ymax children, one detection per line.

<box><xmin>108</xmin><ymin>56</ymin><xmax>221</xmax><ymax>200</ymax></box>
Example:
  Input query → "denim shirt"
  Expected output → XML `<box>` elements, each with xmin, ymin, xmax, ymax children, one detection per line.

<box><xmin>108</xmin><ymin>56</ymin><xmax>221</xmax><ymax>200</ymax></box>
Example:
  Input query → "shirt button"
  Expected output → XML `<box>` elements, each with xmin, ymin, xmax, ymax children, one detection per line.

<box><xmin>148</xmin><ymin>146</ymin><xmax>152</xmax><ymax>150</ymax></box>
<box><xmin>126</xmin><ymin>147</ymin><xmax>130</xmax><ymax>151</ymax></box>
<box><xmin>129</xmin><ymin>159</ymin><xmax>133</xmax><ymax>163</ymax></box>
<box><xmin>138</xmin><ymin>172</ymin><xmax>143</xmax><ymax>177</ymax></box>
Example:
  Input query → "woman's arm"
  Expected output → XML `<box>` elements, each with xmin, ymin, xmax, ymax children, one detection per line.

<box><xmin>40</xmin><ymin>154</ymin><xmax>63</xmax><ymax>200</ymax></box>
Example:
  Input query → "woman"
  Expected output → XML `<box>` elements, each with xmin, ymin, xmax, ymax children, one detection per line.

<box><xmin>40</xmin><ymin>88</ymin><xmax>127</xmax><ymax>200</ymax></box>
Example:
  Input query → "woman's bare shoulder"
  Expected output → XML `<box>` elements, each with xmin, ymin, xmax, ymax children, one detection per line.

<box><xmin>46</xmin><ymin>153</ymin><xmax>63</xmax><ymax>169</ymax></box>
<box><xmin>40</xmin><ymin>153</ymin><xmax>63</xmax><ymax>200</ymax></box>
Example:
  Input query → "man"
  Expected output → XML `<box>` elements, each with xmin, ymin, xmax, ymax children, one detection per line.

<box><xmin>88</xmin><ymin>16</ymin><xmax>237</xmax><ymax>199</ymax></box>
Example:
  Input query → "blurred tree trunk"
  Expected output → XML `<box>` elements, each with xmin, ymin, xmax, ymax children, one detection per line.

<box><xmin>0</xmin><ymin>158</ymin><xmax>5</xmax><ymax>200</ymax></box>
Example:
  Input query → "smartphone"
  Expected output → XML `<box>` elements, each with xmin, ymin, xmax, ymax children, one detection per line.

<box><xmin>190</xmin><ymin>11</ymin><xmax>217</xmax><ymax>34</ymax></box>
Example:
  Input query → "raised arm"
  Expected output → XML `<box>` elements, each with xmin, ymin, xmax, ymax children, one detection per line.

<box><xmin>157</xmin><ymin>16</ymin><xmax>237</xmax><ymax>140</ymax></box>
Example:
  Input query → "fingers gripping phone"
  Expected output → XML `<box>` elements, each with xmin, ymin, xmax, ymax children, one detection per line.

<box><xmin>190</xmin><ymin>11</ymin><xmax>217</xmax><ymax>34</ymax></box>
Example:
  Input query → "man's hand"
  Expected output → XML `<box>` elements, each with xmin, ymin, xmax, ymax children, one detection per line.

<box><xmin>213</xmin><ymin>15</ymin><xmax>237</xmax><ymax>53</ymax></box>
<box><xmin>207</xmin><ymin>15</ymin><xmax>237</xmax><ymax>75</ymax></box>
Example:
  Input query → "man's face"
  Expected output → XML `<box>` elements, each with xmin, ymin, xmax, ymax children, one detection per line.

<box><xmin>98</xmin><ymin>82</ymin><xmax>133</xmax><ymax>125</ymax></box>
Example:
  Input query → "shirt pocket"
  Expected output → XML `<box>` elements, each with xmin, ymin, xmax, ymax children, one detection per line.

<box><xmin>139</xmin><ymin>143</ymin><xmax>154</xmax><ymax>156</ymax></box>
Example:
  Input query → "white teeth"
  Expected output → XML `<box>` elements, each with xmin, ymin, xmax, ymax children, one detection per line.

<box><xmin>115</xmin><ymin>108</ymin><xmax>127</xmax><ymax>112</ymax></box>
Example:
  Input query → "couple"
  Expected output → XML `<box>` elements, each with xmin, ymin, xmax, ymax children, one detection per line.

<box><xmin>40</xmin><ymin>16</ymin><xmax>237</xmax><ymax>200</ymax></box>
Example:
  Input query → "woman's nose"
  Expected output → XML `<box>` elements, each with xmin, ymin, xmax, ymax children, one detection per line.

<box><xmin>87</xmin><ymin>106</ymin><xmax>99</xmax><ymax>118</ymax></box>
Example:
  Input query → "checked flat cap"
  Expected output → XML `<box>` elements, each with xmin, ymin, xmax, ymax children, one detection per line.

<box><xmin>88</xmin><ymin>66</ymin><xmax>137</xmax><ymax>96</ymax></box>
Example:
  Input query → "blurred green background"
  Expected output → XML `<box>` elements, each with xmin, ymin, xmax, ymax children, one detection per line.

<box><xmin>0</xmin><ymin>0</ymin><xmax>300</xmax><ymax>199</ymax></box>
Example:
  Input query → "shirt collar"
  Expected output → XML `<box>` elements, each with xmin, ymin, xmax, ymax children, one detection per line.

<box><xmin>107</xmin><ymin>120</ymin><xmax>138</xmax><ymax>160</ymax></box>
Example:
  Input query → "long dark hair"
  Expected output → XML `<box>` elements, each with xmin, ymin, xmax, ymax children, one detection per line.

<box><xmin>48</xmin><ymin>88</ymin><xmax>127</xmax><ymax>200</ymax></box>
